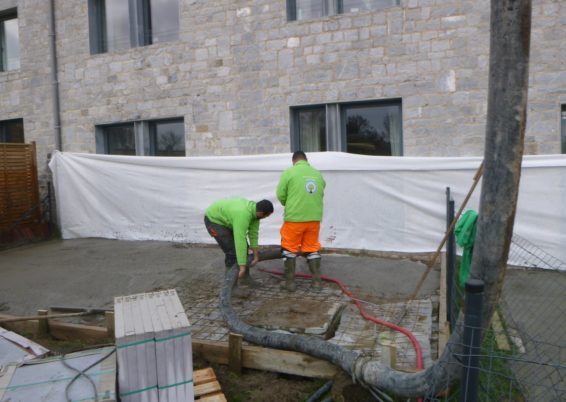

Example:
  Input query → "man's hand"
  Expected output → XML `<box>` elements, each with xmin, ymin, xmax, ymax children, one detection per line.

<box><xmin>238</xmin><ymin>265</ymin><xmax>247</xmax><ymax>278</ymax></box>
<box><xmin>249</xmin><ymin>248</ymin><xmax>260</xmax><ymax>267</ymax></box>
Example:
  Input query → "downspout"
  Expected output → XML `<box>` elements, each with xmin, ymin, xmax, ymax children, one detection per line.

<box><xmin>48</xmin><ymin>0</ymin><xmax>62</xmax><ymax>151</ymax></box>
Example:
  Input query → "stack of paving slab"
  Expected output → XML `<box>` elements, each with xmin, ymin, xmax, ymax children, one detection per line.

<box><xmin>115</xmin><ymin>289</ymin><xmax>194</xmax><ymax>402</ymax></box>
<box><xmin>0</xmin><ymin>346</ymin><xmax>116</xmax><ymax>401</ymax></box>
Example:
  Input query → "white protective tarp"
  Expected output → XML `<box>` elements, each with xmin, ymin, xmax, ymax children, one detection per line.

<box><xmin>49</xmin><ymin>151</ymin><xmax>566</xmax><ymax>268</ymax></box>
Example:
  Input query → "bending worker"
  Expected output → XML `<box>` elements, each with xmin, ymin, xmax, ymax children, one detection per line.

<box><xmin>204</xmin><ymin>197</ymin><xmax>274</xmax><ymax>284</ymax></box>
<box><xmin>276</xmin><ymin>151</ymin><xmax>326</xmax><ymax>291</ymax></box>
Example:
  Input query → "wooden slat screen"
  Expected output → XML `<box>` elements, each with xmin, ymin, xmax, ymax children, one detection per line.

<box><xmin>0</xmin><ymin>142</ymin><xmax>41</xmax><ymax>231</ymax></box>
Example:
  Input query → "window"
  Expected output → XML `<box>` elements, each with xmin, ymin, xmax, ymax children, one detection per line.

<box><xmin>291</xmin><ymin>100</ymin><xmax>402</xmax><ymax>156</ymax></box>
<box><xmin>149</xmin><ymin>119</ymin><xmax>185</xmax><ymax>156</ymax></box>
<box><xmin>562</xmin><ymin>105</ymin><xmax>566</xmax><ymax>154</ymax></box>
<box><xmin>295</xmin><ymin>106</ymin><xmax>327</xmax><ymax>152</ymax></box>
<box><xmin>288</xmin><ymin>0</ymin><xmax>398</xmax><ymax>21</ymax></box>
<box><xmin>88</xmin><ymin>0</ymin><xmax>179</xmax><ymax>54</ymax></box>
<box><xmin>0</xmin><ymin>118</ymin><xmax>24</xmax><ymax>143</ymax></box>
<box><xmin>96</xmin><ymin>118</ymin><xmax>185</xmax><ymax>156</ymax></box>
<box><xmin>0</xmin><ymin>9</ymin><xmax>20</xmax><ymax>71</ymax></box>
<box><xmin>103</xmin><ymin>123</ymin><xmax>136</xmax><ymax>155</ymax></box>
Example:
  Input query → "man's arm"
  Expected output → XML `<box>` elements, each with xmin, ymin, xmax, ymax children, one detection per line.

<box><xmin>248</xmin><ymin>219</ymin><xmax>259</xmax><ymax>248</ymax></box>
<box><xmin>276</xmin><ymin>172</ymin><xmax>288</xmax><ymax>206</ymax></box>
<box><xmin>232</xmin><ymin>216</ymin><xmax>251</xmax><ymax>269</ymax></box>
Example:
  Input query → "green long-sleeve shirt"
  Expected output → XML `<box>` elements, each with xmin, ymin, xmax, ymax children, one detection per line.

<box><xmin>276</xmin><ymin>160</ymin><xmax>325</xmax><ymax>222</ymax></box>
<box><xmin>205</xmin><ymin>198</ymin><xmax>259</xmax><ymax>266</ymax></box>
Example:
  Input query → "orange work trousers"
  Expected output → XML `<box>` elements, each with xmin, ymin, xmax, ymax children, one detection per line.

<box><xmin>280</xmin><ymin>221</ymin><xmax>321</xmax><ymax>253</ymax></box>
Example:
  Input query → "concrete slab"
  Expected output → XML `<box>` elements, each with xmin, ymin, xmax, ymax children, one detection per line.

<box><xmin>0</xmin><ymin>347</ymin><xmax>116</xmax><ymax>402</ymax></box>
<box><xmin>330</xmin><ymin>299</ymin><xmax>433</xmax><ymax>370</ymax></box>
<box><xmin>245</xmin><ymin>299</ymin><xmax>345</xmax><ymax>338</ymax></box>
<box><xmin>0</xmin><ymin>239</ymin><xmax>440</xmax><ymax>316</ymax></box>
<box><xmin>0</xmin><ymin>239</ymin><xmax>440</xmax><ymax>364</ymax></box>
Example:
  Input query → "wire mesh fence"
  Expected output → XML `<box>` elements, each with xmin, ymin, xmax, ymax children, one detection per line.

<box><xmin>437</xmin><ymin>193</ymin><xmax>566</xmax><ymax>402</ymax></box>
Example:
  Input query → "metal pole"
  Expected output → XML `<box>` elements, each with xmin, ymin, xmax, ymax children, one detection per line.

<box><xmin>446</xmin><ymin>188</ymin><xmax>456</xmax><ymax>327</ymax></box>
<box><xmin>48</xmin><ymin>0</ymin><xmax>62</xmax><ymax>151</ymax></box>
<box><xmin>460</xmin><ymin>279</ymin><xmax>485</xmax><ymax>402</ymax></box>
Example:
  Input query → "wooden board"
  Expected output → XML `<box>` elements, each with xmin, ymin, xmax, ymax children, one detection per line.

<box><xmin>193</xmin><ymin>339</ymin><xmax>339</xmax><ymax>379</ymax></box>
<box><xmin>438</xmin><ymin>252</ymin><xmax>450</xmax><ymax>356</ymax></box>
<box><xmin>1</xmin><ymin>314</ymin><xmax>338</xmax><ymax>379</ymax></box>
<box><xmin>0</xmin><ymin>143</ymin><xmax>40</xmax><ymax>229</ymax></box>
<box><xmin>194</xmin><ymin>368</ymin><xmax>227</xmax><ymax>401</ymax></box>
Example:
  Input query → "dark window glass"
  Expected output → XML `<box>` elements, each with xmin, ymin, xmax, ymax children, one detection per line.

<box><xmin>562</xmin><ymin>105</ymin><xmax>566</xmax><ymax>154</ymax></box>
<box><xmin>104</xmin><ymin>124</ymin><xmax>135</xmax><ymax>155</ymax></box>
<box><xmin>297</xmin><ymin>107</ymin><xmax>326</xmax><ymax>152</ymax></box>
<box><xmin>149</xmin><ymin>119</ymin><xmax>185</xmax><ymax>156</ymax></box>
<box><xmin>295</xmin><ymin>0</ymin><xmax>326</xmax><ymax>21</ymax></box>
<box><xmin>0</xmin><ymin>119</ymin><xmax>24</xmax><ymax>143</ymax></box>
<box><xmin>0</xmin><ymin>12</ymin><xmax>20</xmax><ymax>71</ymax></box>
<box><xmin>340</xmin><ymin>0</ymin><xmax>398</xmax><ymax>14</ymax></box>
<box><xmin>149</xmin><ymin>0</ymin><xmax>179</xmax><ymax>44</ymax></box>
<box><xmin>344</xmin><ymin>102</ymin><xmax>402</xmax><ymax>156</ymax></box>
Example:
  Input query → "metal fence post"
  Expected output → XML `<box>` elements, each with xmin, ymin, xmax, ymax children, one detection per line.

<box><xmin>446</xmin><ymin>187</ymin><xmax>456</xmax><ymax>327</ymax></box>
<box><xmin>460</xmin><ymin>279</ymin><xmax>485</xmax><ymax>402</ymax></box>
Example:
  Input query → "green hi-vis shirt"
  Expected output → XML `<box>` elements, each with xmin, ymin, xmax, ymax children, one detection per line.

<box><xmin>205</xmin><ymin>198</ymin><xmax>259</xmax><ymax>266</ymax></box>
<box><xmin>276</xmin><ymin>160</ymin><xmax>326</xmax><ymax>222</ymax></box>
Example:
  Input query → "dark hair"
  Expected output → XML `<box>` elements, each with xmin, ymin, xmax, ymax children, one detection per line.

<box><xmin>292</xmin><ymin>150</ymin><xmax>307</xmax><ymax>162</ymax></box>
<box><xmin>256</xmin><ymin>199</ymin><xmax>274</xmax><ymax>214</ymax></box>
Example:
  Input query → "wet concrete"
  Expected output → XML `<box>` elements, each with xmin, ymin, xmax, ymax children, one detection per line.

<box><xmin>0</xmin><ymin>239</ymin><xmax>439</xmax><ymax>316</ymax></box>
<box><xmin>246</xmin><ymin>299</ymin><xmax>344</xmax><ymax>338</ymax></box>
<box><xmin>0</xmin><ymin>238</ymin><xmax>440</xmax><ymax>371</ymax></box>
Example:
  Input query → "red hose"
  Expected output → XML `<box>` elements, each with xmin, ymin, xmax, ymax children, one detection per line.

<box><xmin>259</xmin><ymin>268</ymin><xmax>424</xmax><ymax>372</ymax></box>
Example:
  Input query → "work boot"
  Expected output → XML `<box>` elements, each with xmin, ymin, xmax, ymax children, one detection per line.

<box><xmin>307</xmin><ymin>258</ymin><xmax>322</xmax><ymax>291</ymax></box>
<box><xmin>239</xmin><ymin>266</ymin><xmax>260</xmax><ymax>288</ymax></box>
<box><xmin>281</xmin><ymin>258</ymin><xmax>296</xmax><ymax>292</ymax></box>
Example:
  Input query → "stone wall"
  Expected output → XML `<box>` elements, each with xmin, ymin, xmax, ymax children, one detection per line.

<box><xmin>1</xmin><ymin>0</ymin><xmax>565</xmax><ymax>186</ymax></box>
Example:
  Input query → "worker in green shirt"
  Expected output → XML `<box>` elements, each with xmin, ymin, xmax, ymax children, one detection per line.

<box><xmin>276</xmin><ymin>151</ymin><xmax>326</xmax><ymax>291</ymax></box>
<box><xmin>204</xmin><ymin>198</ymin><xmax>274</xmax><ymax>284</ymax></box>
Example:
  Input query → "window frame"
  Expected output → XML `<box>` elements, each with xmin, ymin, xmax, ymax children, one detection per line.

<box><xmin>290</xmin><ymin>104</ymin><xmax>327</xmax><ymax>152</ymax></box>
<box><xmin>561</xmin><ymin>104</ymin><xmax>566</xmax><ymax>154</ymax></box>
<box><xmin>340</xmin><ymin>99</ymin><xmax>403</xmax><ymax>156</ymax></box>
<box><xmin>291</xmin><ymin>99</ymin><xmax>403</xmax><ymax>156</ymax></box>
<box><xmin>88</xmin><ymin>0</ymin><xmax>179</xmax><ymax>54</ymax></box>
<box><xmin>96</xmin><ymin>117</ymin><xmax>185</xmax><ymax>156</ymax></box>
<box><xmin>0</xmin><ymin>118</ymin><xmax>25</xmax><ymax>143</ymax></box>
<box><xmin>148</xmin><ymin>118</ymin><xmax>185</xmax><ymax>157</ymax></box>
<box><xmin>287</xmin><ymin>0</ymin><xmax>399</xmax><ymax>22</ymax></box>
<box><xmin>0</xmin><ymin>8</ymin><xmax>19</xmax><ymax>72</ymax></box>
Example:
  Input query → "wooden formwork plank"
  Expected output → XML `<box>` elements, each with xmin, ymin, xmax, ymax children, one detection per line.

<box><xmin>194</xmin><ymin>368</ymin><xmax>217</xmax><ymax>385</ymax></box>
<box><xmin>194</xmin><ymin>380</ymin><xmax>222</xmax><ymax>397</ymax></box>
<box><xmin>193</xmin><ymin>339</ymin><xmax>338</xmax><ymax>378</ymax></box>
<box><xmin>198</xmin><ymin>394</ymin><xmax>227</xmax><ymax>402</ymax></box>
<box><xmin>1</xmin><ymin>313</ymin><xmax>338</xmax><ymax>379</ymax></box>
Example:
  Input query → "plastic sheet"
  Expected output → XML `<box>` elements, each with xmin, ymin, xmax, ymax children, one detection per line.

<box><xmin>49</xmin><ymin>151</ymin><xmax>566</xmax><ymax>269</ymax></box>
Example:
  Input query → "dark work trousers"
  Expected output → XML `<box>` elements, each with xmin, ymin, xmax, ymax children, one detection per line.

<box><xmin>204</xmin><ymin>215</ymin><xmax>239</xmax><ymax>268</ymax></box>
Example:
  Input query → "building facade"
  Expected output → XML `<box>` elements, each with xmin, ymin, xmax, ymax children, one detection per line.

<box><xmin>1</xmin><ymin>0</ymin><xmax>565</xmax><ymax>188</ymax></box>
